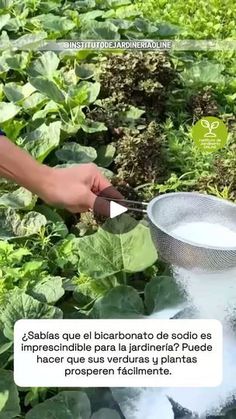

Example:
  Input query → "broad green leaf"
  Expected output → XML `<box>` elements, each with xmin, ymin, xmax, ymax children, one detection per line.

<box><xmin>56</xmin><ymin>142</ymin><xmax>97</xmax><ymax>164</ymax></box>
<box><xmin>3</xmin><ymin>82</ymin><xmax>36</xmax><ymax>103</ymax></box>
<box><xmin>0</xmin><ymin>369</ymin><xmax>20</xmax><ymax>419</ymax></box>
<box><xmin>91</xmin><ymin>408</ymin><xmax>121</xmax><ymax>419</ymax></box>
<box><xmin>157</xmin><ymin>22</ymin><xmax>180</xmax><ymax>36</ymax></box>
<box><xmin>103</xmin><ymin>5</ymin><xmax>140</xmax><ymax>19</ymax></box>
<box><xmin>183</xmin><ymin>62</ymin><xmax>225</xmax><ymax>85</ymax></box>
<box><xmin>0</xmin><ymin>209</ymin><xmax>47</xmax><ymax>240</ymax></box>
<box><xmin>79</xmin><ymin>10</ymin><xmax>104</xmax><ymax>22</ymax></box>
<box><xmin>121</xmin><ymin>105</ymin><xmax>145</xmax><ymax>120</ymax></box>
<box><xmin>75</xmin><ymin>63</ymin><xmax>95</xmax><ymax>79</ymax></box>
<box><xmin>0</xmin><ymin>103</ymin><xmax>21</xmax><ymax>123</ymax></box>
<box><xmin>32</xmin><ymin>100</ymin><xmax>59</xmax><ymax>120</ymax></box>
<box><xmin>95</xmin><ymin>144</ymin><xmax>116</xmax><ymax>167</ymax></box>
<box><xmin>26</xmin><ymin>391</ymin><xmax>91</xmax><ymax>419</ymax></box>
<box><xmin>5</xmin><ymin>52</ymin><xmax>29</xmax><ymax>71</ymax></box>
<box><xmin>22</xmin><ymin>92</ymin><xmax>46</xmax><ymax>110</ymax></box>
<box><xmin>0</xmin><ymin>188</ymin><xmax>35</xmax><ymax>210</ymax></box>
<box><xmin>1</xmin><ymin>290</ymin><xmax>63</xmax><ymax>340</ymax></box>
<box><xmin>92</xmin><ymin>286</ymin><xmax>144</xmax><ymax>318</ymax></box>
<box><xmin>81</xmin><ymin>21</ymin><xmax>120</xmax><ymax>40</ymax></box>
<box><xmin>81</xmin><ymin>119</ymin><xmax>107</xmax><ymax>133</ymax></box>
<box><xmin>106</xmin><ymin>0</ymin><xmax>132</xmax><ymax>7</ymax></box>
<box><xmin>74</xmin><ymin>275</ymin><xmax>118</xmax><ymax>302</ymax></box>
<box><xmin>21</xmin><ymin>121</ymin><xmax>61</xmax><ymax>162</ymax></box>
<box><xmin>134</xmin><ymin>18</ymin><xmax>158</xmax><ymax>34</ymax></box>
<box><xmin>35</xmin><ymin>205</ymin><xmax>68</xmax><ymax>238</ymax></box>
<box><xmin>68</xmin><ymin>82</ymin><xmax>100</xmax><ymax>106</ymax></box>
<box><xmin>0</xmin><ymin>15</ymin><xmax>10</xmax><ymax>31</ymax></box>
<box><xmin>12</xmin><ymin>32</ymin><xmax>47</xmax><ymax>50</ymax></box>
<box><xmin>29</xmin><ymin>276</ymin><xmax>65</xmax><ymax>304</ymax></box>
<box><xmin>29</xmin><ymin>76</ymin><xmax>65</xmax><ymax>103</ymax></box>
<box><xmin>31</xmin><ymin>14</ymin><xmax>76</xmax><ymax>33</ymax></box>
<box><xmin>78</xmin><ymin>215</ymin><xmax>157</xmax><ymax>278</ymax></box>
<box><xmin>29</xmin><ymin>51</ymin><xmax>60</xmax><ymax>78</ymax></box>
<box><xmin>144</xmin><ymin>276</ymin><xmax>184</xmax><ymax>315</ymax></box>
<box><xmin>0</xmin><ymin>119</ymin><xmax>25</xmax><ymax>141</ymax></box>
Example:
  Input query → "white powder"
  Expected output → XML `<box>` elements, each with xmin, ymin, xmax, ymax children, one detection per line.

<box><xmin>172</xmin><ymin>221</ymin><xmax>236</xmax><ymax>247</ymax></box>
<box><xmin>166</xmin><ymin>220</ymin><xmax>236</xmax><ymax>415</ymax></box>
<box><xmin>174</xmin><ymin>266</ymin><xmax>236</xmax><ymax>322</ymax></box>
<box><xmin>166</xmin><ymin>331</ymin><xmax>236</xmax><ymax>415</ymax></box>
<box><xmin>132</xmin><ymin>220</ymin><xmax>236</xmax><ymax>417</ymax></box>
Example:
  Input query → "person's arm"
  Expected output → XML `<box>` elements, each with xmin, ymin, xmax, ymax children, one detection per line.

<box><xmin>0</xmin><ymin>134</ymin><xmax>122</xmax><ymax>215</ymax></box>
<box><xmin>0</xmin><ymin>134</ymin><xmax>52</xmax><ymax>196</ymax></box>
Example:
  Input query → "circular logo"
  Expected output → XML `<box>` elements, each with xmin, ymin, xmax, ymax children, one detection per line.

<box><xmin>191</xmin><ymin>116</ymin><xmax>228</xmax><ymax>152</ymax></box>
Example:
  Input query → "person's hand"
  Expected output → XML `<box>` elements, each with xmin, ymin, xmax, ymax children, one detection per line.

<box><xmin>38</xmin><ymin>163</ymin><xmax>123</xmax><ymax>215</ymax></box>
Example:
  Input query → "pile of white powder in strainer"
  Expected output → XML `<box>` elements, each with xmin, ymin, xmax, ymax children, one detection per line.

<box><xmin>172</xmin><ymin>221</ymin><xmax>236</xmax><ymax>248</ymax></box>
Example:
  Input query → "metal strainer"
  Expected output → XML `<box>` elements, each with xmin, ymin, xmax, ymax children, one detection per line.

<box><xmin>147</xmin><ymin>192</ymin><xmax>236</xmax><ymax>271</ymax></box>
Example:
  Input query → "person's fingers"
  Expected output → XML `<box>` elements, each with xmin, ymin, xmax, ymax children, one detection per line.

<box><xmin>86</xmin><ymin>190</ymin><xmax>111</xmax><ymax>217</ymax></box>
<box><xmin>86</xmin><ymin>190</ymin><xmax>97</xmax><ymax>210</ymax></box>
<box><xmin>92</xmin><ymin>167</ymin><xmax>124</xmax><ymax>204</ymax></box>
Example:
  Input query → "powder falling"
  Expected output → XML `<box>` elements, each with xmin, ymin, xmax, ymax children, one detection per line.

<box><xmin>167</xmin><ymin>220</ymin><xmax>236</xmax><ymax>415</ymax></box>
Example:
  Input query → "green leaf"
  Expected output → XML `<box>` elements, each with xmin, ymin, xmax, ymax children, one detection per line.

<box><xmin>78</xmin><ymin>215</ymin><xmax>157</xmax><ymax>279</ymax></box>
<box><xmin>32</xmin><ymin>14</ymin><xmax>75</xmax><ymax>33</ymax></box>
<box><xmin>12</xmin><ymin>32</ymin><xmax>47</xmax><ymax>50</ymax></box>
<box><xmin>56</xmin><ymin>142</ymin><xmax>97</xmax><ymax>164</ymax></box>
<box><xmin>0</xmin><ymin>369</ymin><xmax>20</xmax><ymax>419</ymax></box>
<box><xmin>80</xmin><ymin>81</ymin><xmax>100</xmax><ymax>104</ymax></box>
<box><xmin>22</xmin><ymin>92</ymin><xmax>46</xmax><ymax>110</ymax></box>
<box><xmin>103</xmin><ymin>5</ymin><xmax>140</xmax><ymax>19</ymax></box>
<box><xmin>79</xmin><ymin>10</ymin><xmax>104</xmax><ymax>23</ymax></box>
<box><xmin>121</xmin><ymin>105</ymin><xmax>145</xmax><ymax>120</ymax></box>
<box><xmin>0</xmin><ymin>188</ymin><xmax>35</xmax><ymax>210</ymax></box>
<box><xmin>0</xmin><ymin>103</ymin><xmax>21</xmax><ymax>123</ymax></box>
<box><xmin>29</xmin><ymin>51</ymin><xmax>60</xmax><ymax>78</ymax></box>
<box><xmin>3</xmin><ymin>82</ymin><xmax>36</xmax><ymax>103</ymax></box>
<box><xmin>5</xmin><ymin>52</ymin><xmax>29</xmax><ymax>71</ymax></box>
<box><xmin>91</xmin><ymin>408</ymin><xmax>121</xmax><ymax>419</ymax></box>
<box><xmin>81</xmin><ymin>21</ymin><xmax>120</xmax><ymax>40</ymax></box>
<box><xmin>75</xmin><ymin>63</ymin><xmax>95</xmax><ymax>80</ymax></box>
<box><xmin>35</xmin><ymin>205</ymin><xmax>68</xmax><ymax>238</ymax></box>
<box><xmin>144</xmin><ymin>276</ymin><xmax>184</xmax><ymax>315</ymax></box>
<box><xmin>26</xmin><ymin>391</ymin><xmax>91</xmax><ymax>419</ymax></box>
<box><xmin>0</xmin><ymin>119</ymin><xmax>26</xmax><ymax>141</ymax></box>
<box><xmin>74</xmin><ymin>275</ymin><xmax>118</xmax><ymax>302</ymax></box>
<box><xmin>81</xmin><ymin>119</ymin><xmax>107</xmax><ymax>133</ymax></box>
<box><xmin>183</xmin><ymin>62</ymin><xmax>225</xmax><ymax>85</ymax></box>
<box><xmin>29</xmin><ymin>77</ymin><xmax>65</xmax><ymax>103</ymax></box>
<box><xmin>1</xmin><ymin>290</ymin><xmax>62</xmax><ymax>340</ymax></box>
<box><xmin>32</xmin><ymin>100</ymin><xmax>59</xmax><ymax>121</ymax></box>
<box><xmin>0</xmin><ymin>15</ymin><xmax>11</xmax><ymax>31</ymax></box>
<box><xmin>0</xmin><ymin>210</ymin><xmax>47</xmax><ymax>240</ymax></box>
<box><xmin>21</xmin><ymin>121</ymin><xmax>61</xmax><ymax>162</ymax></box>
<box><xmin>95</xmin><ymin>144</ymin><xmax>116</xmax><ymax>167</ymax></box>
<box><xmin>29</xmin><ymin>276</ymin><xmax>65</xmax><ymax>304</ymax></box>
<box><xmin>0</xmin><ymin>342</ymin><xmax>12</xmax><ymax>356</ymax></box>
<box><xmin>92</xmin><ymin>286</ymin><xmax>144</xmax><ymax>318</ymax></box>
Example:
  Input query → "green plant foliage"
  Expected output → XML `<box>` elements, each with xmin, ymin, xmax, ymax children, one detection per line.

<box><xmin>78</xmin><ymin>214</ymin><xmax>157</xmax><ymax>278</ymax></box>
<box><xmin>0</xmin><ymin>369</ymin><xmax>20</xmax><ymax>419</ymax></box>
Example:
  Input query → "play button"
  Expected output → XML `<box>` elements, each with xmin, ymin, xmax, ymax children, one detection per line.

<box><xmin>110</xmin><ymin>201</ymin><xmax>128</xmax><ymax>218</ymax></box>
<box><xmin>93</xmin><ymin>185</ymin><xmax>140</xmax><ymax>233</ymax></box>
